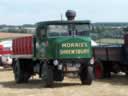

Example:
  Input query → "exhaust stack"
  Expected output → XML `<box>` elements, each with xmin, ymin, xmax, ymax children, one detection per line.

<box><xmin>65</xmin><ymin>10</ymin><xmax>76</xmax><ymax>21</ymax></box>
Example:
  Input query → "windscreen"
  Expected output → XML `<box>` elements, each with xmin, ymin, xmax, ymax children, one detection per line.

<box><xmin>47</xmin><ymin>24</ymin><xmax>90</xmax><ymax>37</ymax></box>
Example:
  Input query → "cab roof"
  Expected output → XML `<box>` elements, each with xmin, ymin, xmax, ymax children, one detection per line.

<box><xmin>36</xmin><ymin>20</ymin><xmax>90</xmax><ymax>28</ymax></box>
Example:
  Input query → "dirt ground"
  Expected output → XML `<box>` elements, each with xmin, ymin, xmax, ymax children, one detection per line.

<box><xmin>0</xmin><ymin>70</ymin><xmax>128</xmax><ymax>96</ymax></box>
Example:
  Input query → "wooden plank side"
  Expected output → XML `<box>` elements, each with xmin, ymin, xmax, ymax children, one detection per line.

<box><xmin>93</xmin><ymin>47</ymin><xmax>107</xmax><ymax>61</ymax></box>
<box><xmin>12</xmin><ymin>36</ymin><xmax>33</xmax><ymax>56</ymax></box>
<box><xmin>107</xmin><ymin>47</ymin><xmax>121</xmax><ymax>61</ymax></box>
<box><xmin>93</xmin><ymin>46</ymin><xmax>122</xmax><ymax>62</ymax></box>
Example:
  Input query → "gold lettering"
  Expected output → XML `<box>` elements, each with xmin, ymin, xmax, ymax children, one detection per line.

<box><xmin>62</xmin><ymin>43</ymin><xmax>67</xmax><ymax>47</ymax></box>
<box><xmin>71</xmin><ymin>50</ymin><xmax>75</xmax><ymax>54</ymax></box>
<box><xmin>61</xmin><ymin>43</ymin><xmax>88</xmax><ymax>48</ymax></box>
<box><xmin>81</xmin><ymin>43</ymin><xmax>85</xmax><ymax>47</ymax></box>
<box><xmin>66</xmin><ymin>43</ymin><xmax>70</xmax><ymax>47</ymax></box>
<box><xmin>74</xmin><ymin>43</ymin><xmax>79</xmax><ymax>47</ymax></box>
<box><xmin>84</xmin><ymin>43</ymin><xmax>88</xmax><ymax>47</ymax></box>
<box><xmin>60</xmin><ymin>49</ymin><xmax>89</xmax><ymax>55</ymax></box>
<box><xmin>70</xmin><ymin>43</ymin><xmax>74</xmax><ymax>47</ymax></box>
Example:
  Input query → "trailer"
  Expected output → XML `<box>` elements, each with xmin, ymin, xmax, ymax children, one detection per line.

<box><xmin>93</xmin><ymin>33</ymin><xmax>128</xmax><ymax>78</ymax></box>
<box><xmin>12</xmin><ymin>10</ymin><xmax>95</xmax><ymax>87</ymax></box>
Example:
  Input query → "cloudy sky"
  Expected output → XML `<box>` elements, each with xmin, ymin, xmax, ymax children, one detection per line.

<box><xmin>0</xmin><ymin>0</ymin><xmax>128</xmax><ymax>25</ymax></box>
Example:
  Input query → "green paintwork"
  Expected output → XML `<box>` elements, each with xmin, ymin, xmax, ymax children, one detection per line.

<box><xmin>45</xmin><ymin>37</ymin><xmax>92</xmax><ymax>59</ymax></box>
<box><xmin>35</xmin><ymin>20</ymin><xmax>93</xmax><ymax>60</ymax></box>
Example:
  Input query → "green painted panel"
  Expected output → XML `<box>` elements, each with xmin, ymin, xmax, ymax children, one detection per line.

<box><xmin>36</xmin><ymin>36</ymin><xmax>92</xmax><ymax>59</ymax></box>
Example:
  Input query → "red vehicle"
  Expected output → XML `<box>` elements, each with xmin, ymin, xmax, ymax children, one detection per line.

<box><xmin>0</xmin><ymin>43</ymin><xmax>13</xmax><ymax>67</ymax></box>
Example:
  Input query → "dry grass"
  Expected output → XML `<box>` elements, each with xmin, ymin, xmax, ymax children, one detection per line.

<box><xmin>96</xmin><ymin>38</ymin><xmax>124</xmax><ymax>45</ymax></box>
<box><xmin>0</xmin><ymin>32</ymin><xmax>32</xmax><ymax>39</ymax></box>
<box><xmin>0</xmin><ymin>70</ymin><xmax>128</xmax><ymax>96</ymax></box>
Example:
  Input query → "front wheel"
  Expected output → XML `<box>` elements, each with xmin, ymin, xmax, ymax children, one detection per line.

<box><xmin>80</xmin><ymin>65</ymin><xmax>94</xmax><ymax>85</ymax></box>
<box><xmin>53</xmin><ymin>68</ymin><xmax>64</xmax><ymax>81</ymax></box>
<box><xmin>41</xmin><ymin>63</ymin><xmax>54</xmax><ymax>87</ymax></box>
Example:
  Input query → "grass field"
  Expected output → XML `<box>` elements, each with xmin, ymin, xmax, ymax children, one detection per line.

<box><xmin>96</xmin><ymin>38</ymin><xmax>124</xmax><ymax>45</ymax></box>
<box><xmin>0</xmin><ymin>70</ymin><xmax>128</xmax><ymax>96</ymax></box>
<box><xmin>0</xmin><ymin>32</ymin><xmax>32</xmax><ymax>40</ymax></box>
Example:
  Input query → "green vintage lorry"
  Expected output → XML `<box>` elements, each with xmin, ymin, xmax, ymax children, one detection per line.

<box><xmin>12</xmin><ymin>10</ymin><xmax>95</xmax><ymax>86</ymax></box>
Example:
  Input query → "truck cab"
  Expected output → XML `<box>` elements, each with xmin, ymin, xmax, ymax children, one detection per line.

<box><xmin>35</xmin><ymin>20</ymin><xmax>94</xmax><ymax>85</ymax></box>
<box><xmin>12</xmin><ymin>10</ymin><xmax>94</xmax><ymax>87</ymax></box>
<box><xmin>36</xmin><ymin>21</ymin><xmax>92</xmax><ymax>59</ymax></box>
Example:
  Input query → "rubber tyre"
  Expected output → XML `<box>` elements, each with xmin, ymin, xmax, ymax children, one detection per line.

<box><xmin>13</xmin><ymin>60</ymin><xmax>30</xmax><ymax>83</ymax></box>
<box><xmin>80</xmin><ymin>66</ymin><xmax>94</xmax><ymax>85</ymax></box>
<box><xmin>94</xmin><ymin>61</ymin><xmax>104</xmax><ymax>79</ymax></box>
<box><xmin>104</xmin><ymin>71</ymin><xmax>111</xmax><ymax>78</ymax></box>
<box><xmin>103</xmin><ymin>64</ymin><xmax>111</xmax><ymax>78</ymax></box>
<box><xmin>41</xmin><ymin>64</ymin><xmax>54</xmax><ymax>87</ymax></box>
<box><xmin>23</xmin><ymin>73</ymin><xmax>31</xmax><ymax>82</ymax></box>
<box><xmin>53</xmin><ymin>66</ymin><xmax>64</xmax><ymax>81</ymax></box>
<box><xmin>13</xmin><ymin>60</ymin><xmax>24</xmax><ymax>83</ymax></box>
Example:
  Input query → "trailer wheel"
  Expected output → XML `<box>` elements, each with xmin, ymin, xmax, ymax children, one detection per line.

<box><xmin>80</xmin><ymin>66</ymin><xmax>94</xmax><ymax>85</ymax></box>
<box><xmin>41</xmin><ymin>63</ymin><xmax>54</xmax><ymax>87</ymax></box>
<box><xmin>125</xmin><ymin>72</ymin><xmax>128</xmax><ymax>76</ymax></box>
<box><xmin>104</xmin><ymin>71</ymin><xmax>111</xmax><ymax>78</ymax></box>
<box><xmin>103</xmin><ymin>64</ymin><xmax>111</xmax><ymax>78</ymax></box>
<box><xmin>94</xmin><ymin>61</ymin><xmax>104</xmax><ymax>79</ymax></box>
<box><xmin>13</xmin><ymin>60</ymin><xmax>24</xmax><ymax>83</ymax></box>
<box><xmin>13</xmin><ymin>60</ymin><xmax>30</xmax><ymax>83</ymax></box>
<box><xmin>23</xmin><ymin>73</ymin><xmax>31</xmax><ymax>82</ymax></box>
